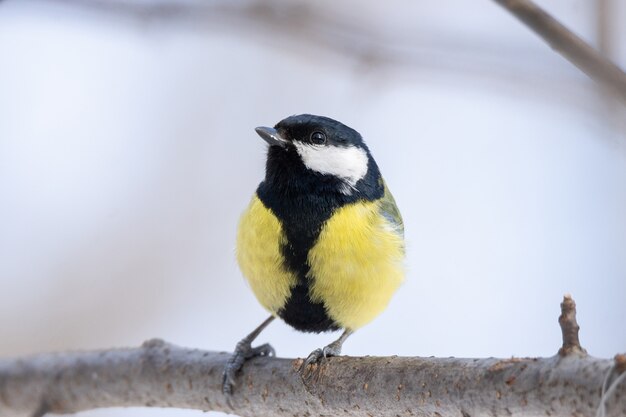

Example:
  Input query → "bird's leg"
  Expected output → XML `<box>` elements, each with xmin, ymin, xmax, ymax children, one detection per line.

<box><xmin>222</xmin><ymin>315</ymin><xmax>275</xmax><ymax>396</ymax></box>
<box><xmin>300</xmin><ymin>329</ymin><xmax>353</xmax><ymax>371</ymax></box>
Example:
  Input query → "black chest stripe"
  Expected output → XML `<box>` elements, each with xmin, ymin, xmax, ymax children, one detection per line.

<box><xmin>257</xmin><ymin>146</ymin><xmax>383</xmax><ymax>333</ymax></box>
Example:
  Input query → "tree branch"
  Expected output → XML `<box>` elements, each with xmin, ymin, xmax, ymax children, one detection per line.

<box><xmin>0</xmin><ymin>340</ymin><xmax>624</xmax><ymax>417</ymax></box>
<box><xmin>493</xmin><ymin>0</ymin><xmax>626</xmax><ymax>103</ymax></box>
<box><xmin>558</xmin><ymin>294</ymin><xmax>586</xmax><ymax>357</ymax></box>
<box><xmin>1</xmin><ymin>296</ymin><xmax>625</xmax><ymax>417</ymax></box>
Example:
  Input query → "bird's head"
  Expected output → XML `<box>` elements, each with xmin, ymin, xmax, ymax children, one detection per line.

<box><xmin>255</xmin><ymin>114</ymin><xmax>377</xmax><ymax>195</ymax></box>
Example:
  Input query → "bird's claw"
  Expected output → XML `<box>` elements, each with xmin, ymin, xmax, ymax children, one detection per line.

<box><xmin>250</xmin><ymin>343</ymin><xmax>275</xmax><ymax>358</ymax></box>
<box><xmin>222</xmin><ymin>341</ymin><xmax>275</xmax><ymax>397</ymax></box>
<box><xmin>301</xmin><ymin>348</ymin><xmax>324</xmax><ymax>371</ymax></box>
<box><xmin>299</xmin><ymin>344</ymin><xmax>341</xmax><ymax>373</ymax></box>
<box><xmin>222</xmin><ymin>354</ymin><xmax>242</xmax><ymax>397</ymax></box>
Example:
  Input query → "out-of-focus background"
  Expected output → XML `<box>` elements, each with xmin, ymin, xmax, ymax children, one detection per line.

<box><xmin>1</xmin><ymin>0</ymin><xmax>625</xmax><ymax>416</ymax></box>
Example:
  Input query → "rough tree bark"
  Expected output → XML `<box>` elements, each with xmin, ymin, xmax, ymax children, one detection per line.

<box><xmin>1</xmin><ymin>296</ymin><xmax>624</xmax><ymax>417</ymax></box>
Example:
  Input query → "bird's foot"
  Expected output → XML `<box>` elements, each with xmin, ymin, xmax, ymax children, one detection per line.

<box><xmin>222</xmin><ymin>340</ymin><xmax>275</xmax><ymax>397</ymax></box>
<box><xmin>299</xmin><ymin>342</ymin><xmax>342</xmax><ymax>373</ymax></box>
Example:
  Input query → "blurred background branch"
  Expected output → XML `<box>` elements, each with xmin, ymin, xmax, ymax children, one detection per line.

<box><xmin>493</xmin><ymin>0</ymin><xmax>626</xmax><ymax>103</ymax></box>
<box><xmin>22</xmin><ymin>0</ymin><xmax>626</xmax><ymax>113</ymax></box>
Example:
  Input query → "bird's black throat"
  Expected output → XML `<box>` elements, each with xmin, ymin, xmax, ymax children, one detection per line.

<box><xmin>256</xmin><ymin>145</ymin><xmax>383</xmax><ymax>333</ymax></box>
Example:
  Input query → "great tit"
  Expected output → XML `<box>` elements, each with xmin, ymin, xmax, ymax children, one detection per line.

<box><xmin>223</xmin><ymin>114</ymin><xmax>404</xmax><ymax>395</ymax></box>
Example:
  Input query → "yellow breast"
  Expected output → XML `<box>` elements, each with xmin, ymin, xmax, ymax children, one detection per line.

<box><xmin>236</xmin><ymin>195</ymin><xmax>296</xmax><ymax>314</ymax></box>
<box><xmin>307</xmin><ymin>200</ymin><xmax>405</xmax><ymax>330</ymax></box>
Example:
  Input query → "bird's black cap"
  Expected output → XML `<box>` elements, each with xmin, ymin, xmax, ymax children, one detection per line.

<box><xmin>256</xmin><ymin>114</ymin><xmax>366</xmax><ymax>149</ymax></box>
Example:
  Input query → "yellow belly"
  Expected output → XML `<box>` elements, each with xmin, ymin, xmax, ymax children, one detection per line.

<box><xmin>307</xmin><ymin>200</ymin><xmax>405</xmax><ymax>330</ymax></box>
<box><xmin>237</xmin><ymin>195</ymin><xmax>404</xmax><ymax>331</ymax></box>
<box><xmin>236</xmin><ymin>195</ymin><xmax>296</xmax><ymax>314</ymax></box>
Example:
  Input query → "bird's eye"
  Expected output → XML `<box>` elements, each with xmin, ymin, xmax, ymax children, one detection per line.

<box><xmin>310</xmin><ymin>131</ymin><xmax>326</xmax><ymax>145</ymax></box>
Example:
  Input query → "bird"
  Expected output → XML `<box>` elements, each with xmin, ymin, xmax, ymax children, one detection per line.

<box><xmin>222</xmin><ymin>114</ymin><xmax>405</xmax><ymax>396</ymax></box>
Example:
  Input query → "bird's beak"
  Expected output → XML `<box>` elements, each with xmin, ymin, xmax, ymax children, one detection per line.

<box><xmin>255</xmin><ymin>126</ymin><xmax>288</xmax><ymax>148</ymax></box>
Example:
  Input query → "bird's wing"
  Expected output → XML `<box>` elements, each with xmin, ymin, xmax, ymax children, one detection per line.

<box><xmin>378</xmin><ymin>179</ymin><xmax>404</xmax><ymax>239</ymax></box>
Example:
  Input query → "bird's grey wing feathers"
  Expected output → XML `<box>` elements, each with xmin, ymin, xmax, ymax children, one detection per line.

<box><xmin>378</xmin><ymin>180</ymin><xmax>404</xmax><ymax>240</ymax></box>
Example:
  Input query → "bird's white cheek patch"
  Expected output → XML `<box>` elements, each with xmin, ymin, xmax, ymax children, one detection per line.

<box><xmin>294</xmin><ymin>143</ymin><xmax>369</xmax><ymax>189</ymax></box>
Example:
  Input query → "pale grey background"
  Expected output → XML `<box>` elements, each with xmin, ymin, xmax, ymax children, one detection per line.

<box><xmin>0</xmin><ymin>1</ymin><xmax>625</xmax><ymax>416</ymax></box>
